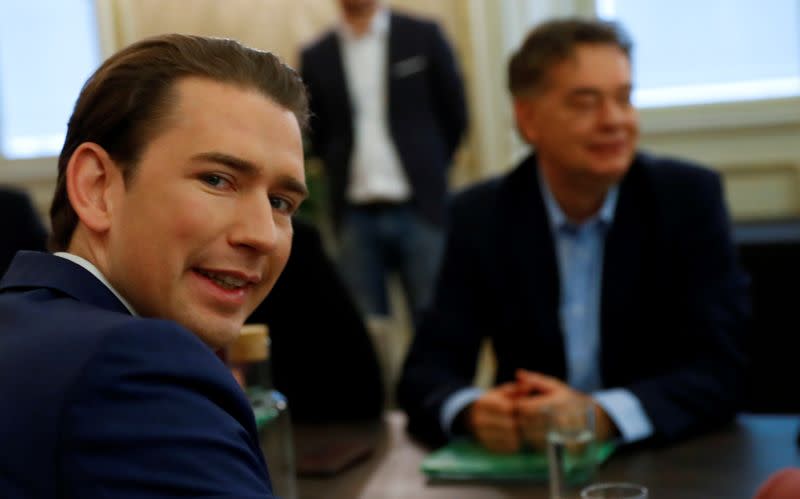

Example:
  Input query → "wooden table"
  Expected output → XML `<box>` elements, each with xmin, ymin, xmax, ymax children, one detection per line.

<box><xmin>294</xmin><ymin>412</ymin><xmax>800</xmax><ymax>499</ymax></box>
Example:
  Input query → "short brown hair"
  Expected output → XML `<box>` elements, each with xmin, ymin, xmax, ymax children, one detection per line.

<box><xmin>49</xmin><ymin>34</ymin><xmax>309</xmax><ymax>251</ymax></box>
<box><xmin>508</xmin><ymin>17</ymin><xmax>632</xmax><ymax>97</ymax></box>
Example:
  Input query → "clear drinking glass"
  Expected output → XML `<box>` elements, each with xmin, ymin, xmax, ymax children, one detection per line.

<box><xmin>581</xmin><ymin>482</ymin><xmax>648</xmax><ymax>498</ymax></box>
<box><xmin>546</xmin><ymin>398</ymin><xmax>597</xmax><ymax>499</ymax></box>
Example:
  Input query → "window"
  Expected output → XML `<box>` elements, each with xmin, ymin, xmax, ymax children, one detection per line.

<box><xmin>596</xmin><ymin>0</ymin><xmax>800</xmax><ymax>108</ymax></box>
<box><xmin>0</xmin><ymin>0</ymin><xmax>101</xmax><ymax>159</ymax></box>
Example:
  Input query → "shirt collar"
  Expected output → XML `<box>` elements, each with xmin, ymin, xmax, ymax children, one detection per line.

<box><xmin>339</xmin><ymin>7</ymin><xmax>390</xmax><ymax>40</ymax></box>
<box><xmin>54</xmin><ymin>252</ymin><xmax>138</xmax><ymax>315</ymax></box>
<box><xmin>538</xmin><ymin>167</ymin><xmax>619</xmax><ymax>231</ymax></box>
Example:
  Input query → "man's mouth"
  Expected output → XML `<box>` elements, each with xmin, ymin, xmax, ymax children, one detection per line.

<box><xmin>195</xmin><ymin>269</ymin><xmax>252</xmax><ymax>290</ymax></box>
<box><xmin>589</xmin><ymin>141</ymin><xmax>627</xmax><ymax>153</ymax></box>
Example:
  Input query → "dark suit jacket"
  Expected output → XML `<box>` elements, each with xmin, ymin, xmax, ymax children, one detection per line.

<box><xmin>300</xmin><ymin>11</ymin><xmax>468</xmax><ymax>231</ymax></box>
<box><xmin>247</xmin><ymin>218</ymin><xmax>384</xmax><ymax>422</ymax></box>
<box><xmin>0</xmin><ymin>187</ymin><xmax>47</xmax><ymax>277</ymax></box>
<box><xmin>0</xmin><ymin>252</ymin><xmax>273</xmax><ymax>498</ymax></box>
<box><xmin>398</xmin><ymin>153</ymin><xmax>750</xmax><ymax>447</ymax></box>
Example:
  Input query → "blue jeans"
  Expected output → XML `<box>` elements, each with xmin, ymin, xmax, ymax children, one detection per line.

<box><xmin>338</xmin><ymin>204</ymin><xmax>444</xmax><ymax>323</ymax></box>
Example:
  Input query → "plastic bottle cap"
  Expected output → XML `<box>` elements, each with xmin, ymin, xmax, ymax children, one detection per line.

<box><xmin>227</xmin><ymin>323</ymin><xmax>269</xmax><ymax>364</ymax></box>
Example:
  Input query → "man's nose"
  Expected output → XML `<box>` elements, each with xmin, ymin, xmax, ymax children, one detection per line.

<box><xmin>229</xmin><ymin>193</ymin><xmax>278</xmax><ymax>254</ymax></box>
<box><xmin>598</xmin><ymin>98</ymin><xmax>630</xmax><ymax>126</ymax></box>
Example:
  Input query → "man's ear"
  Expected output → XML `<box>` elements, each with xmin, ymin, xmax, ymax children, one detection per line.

<box><xmin>65</xmin><ymin>143</ymin><xmax>123</xmax><ymax>235</ymax></box>
<box><xmin>512</xmin><ymin>97</ymin><xmax>539</xmax><ymax>145</ymax></box>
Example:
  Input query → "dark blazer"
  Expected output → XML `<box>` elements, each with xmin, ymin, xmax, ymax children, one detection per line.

<box><xmin>398</xmin><ymin>153</ymin><xmax>750</xmax><ymax>447</ymax></box>
<box><xmin>0</xmin><ymin>252</ymin><xmax>273</xmax><ymax>498</ymax></box>
<box><xmin>0</xmin><ymin>187</ymin><xmax>47</xmax><ymax>277</ymax></box>
<box><xmin>300</xmin><ymin>11</ymin><xmax>468</xmax><ymax>231</ymax></box>
<box><xmin>247</xmin><ymin>218</ymin><xmax>384</xmax><ymax>422</ymax></box>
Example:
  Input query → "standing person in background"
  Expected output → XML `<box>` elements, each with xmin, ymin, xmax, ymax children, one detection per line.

<box><xmin>398</xmin><ymin>18</ymin><xmax>749</xmax><ymax>450</ymax></box>
<box><xmin>300</xmin><ymin>0</ymin><xmax>467</xmax><ymax>323</ymax></box>
<box><xmin>0</xmin><ymin>186</ymin><xmax>47</xmax><ymax>277</ymax></box>
<box><xmin>0</xmin><ymin>34</ymin><xmax>309</xmax><ymax>497</ymax></box>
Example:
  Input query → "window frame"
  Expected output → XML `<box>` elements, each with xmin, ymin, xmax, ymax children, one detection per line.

<box><xmin>504</xmin><ymin>0</ymin><xmax>800</xmax><ymax>134</ymax></box>
<box><xmin>592</xmin><ymin>0</ymin><xmax>800</xmax><ymax>133</ymax></box>
<box><xmin>0</xmin><ymin>0</ymin><xmax>114</xmax><ymax>191</ymax></box>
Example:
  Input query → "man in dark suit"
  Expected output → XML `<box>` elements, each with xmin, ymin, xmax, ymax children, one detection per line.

<box><xmin>300</xmin><ymin>0</ymin><xmax>467</xmax><ymax>321</ymax></box>
<box><xmin>0</xmin><ymin>34</ymin><xmax>310</xmax><ymax>497</ymax></box>
<box><xmin>398</xmin><ymin>18</ymin><xmax>749</xmax><ymax>451</ymax></box>
<box><xmin>0</xmin><ymin>186</ymin><xmax>47</xmax><ymax>277</ymax></box>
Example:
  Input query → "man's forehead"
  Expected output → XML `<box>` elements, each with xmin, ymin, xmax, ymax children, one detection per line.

<box><xmin>544</xmin><ymin>46</ymin><xmax>631</xmax><ymax>87</ymax></box>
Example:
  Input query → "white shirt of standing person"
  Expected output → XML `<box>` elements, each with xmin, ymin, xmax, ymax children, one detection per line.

<box><xmin>338</xmin><ymin>7</ymin><xmax>412</xmax><ymax>204</ymax></box>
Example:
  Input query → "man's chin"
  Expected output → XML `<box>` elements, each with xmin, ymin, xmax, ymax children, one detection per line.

<box><xmin>182</xmin><ymin>315</ymin><xmax>245</xmax><ymax>350</ymax></box>
<box><xmin>589</xmin><ymin>159</ymin><xmax>631</xmax><ymax>184</ymax></box>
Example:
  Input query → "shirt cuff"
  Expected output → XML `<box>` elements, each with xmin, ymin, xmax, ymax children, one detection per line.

<box><xmin>593</xmin><ymin>388</ymin><xmax>654</xmax><ymax>443</ymax></box>
<box><xmin>440</xmin><ymin>387</ymin><xmax>484</xmax><ymax>437</ymax></box>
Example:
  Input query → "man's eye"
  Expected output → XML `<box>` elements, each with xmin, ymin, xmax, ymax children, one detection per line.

<box><xmin>270</xmin><ymin>196</ymin><xmax>293</xmax><ymax>213</ymax></box>
<box><xmin>202</xmin><ymin>174</ymin><xmax>230</xmax><ymax>189</ymax></box>
<box><xmin>570</xmin><ymin>98</ymin><xmax>597</xmax><ymax>110</ymax></box>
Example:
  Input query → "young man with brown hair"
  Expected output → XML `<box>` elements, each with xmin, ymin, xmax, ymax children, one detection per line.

<box><xmin>0</xmin><ymin>34</ymin><xmax>308</xmax><ymax>497</ymax></box>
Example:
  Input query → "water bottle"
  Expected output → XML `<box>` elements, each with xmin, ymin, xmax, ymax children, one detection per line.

<box><xmin>227</xmin><ymin>323</ymin><xmax>297</xmax><ymax>499</ymax></box>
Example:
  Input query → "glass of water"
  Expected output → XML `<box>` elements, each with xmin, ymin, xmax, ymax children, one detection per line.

<box><xmin>581</xmin><ymin>482</ymin><xmax>648</xmax><ymax>498</ymax></box>
<box><xmin>546</xmin><ymin>398</ymin><xmax>597</xmax><ymax>499</ymax></box>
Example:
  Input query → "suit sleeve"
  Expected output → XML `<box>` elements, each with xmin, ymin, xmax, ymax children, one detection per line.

<box><xmin>628</xmin><ymin>170</ymin><xmax>749</xmax><ymax>442</ymax></box>
<box><xmin>398</xmin><ymin>191</ymin><xmax>489</xmax><ymax>446</ymax></box>
<box><xmin>425</xmin><ymin>23</ymin><xmax>467</xmax><ymax>162</ymax></box>
<box><xmin>59</xmin><ymin>321</ymin><xmax>273</xmax><ymax>498</ymax></box>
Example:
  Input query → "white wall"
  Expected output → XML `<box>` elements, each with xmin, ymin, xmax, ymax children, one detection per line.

<box><xmin>2</xmin><ymin>0</ymin><xmax>799</xmax><ymax>223</ymax></box>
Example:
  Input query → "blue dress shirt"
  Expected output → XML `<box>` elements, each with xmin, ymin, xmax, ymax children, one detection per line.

<box><xmin>440</xmin><ymin>170</ymin><xmax>654</xmax><ymax>443</ymax></box>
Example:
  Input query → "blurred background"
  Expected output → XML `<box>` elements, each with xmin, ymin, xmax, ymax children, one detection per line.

<box><xmin>1</xmin><ymin>0</ymin><xmax>798</xmax><ymax>221</ymax></box>
<box><xmin>1</xmin><ymin>0</ymin><xmax>799</xmax><ymax>412</ymax></box>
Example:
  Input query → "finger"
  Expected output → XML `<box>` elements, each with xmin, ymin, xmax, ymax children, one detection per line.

<box><xmin>515</xmin><ymin>369</ymin><xmax>563</xmax><ymax>393</ymax></box>
<box><xmin>591</xmin><ymin>400</ymin><xmax>619</xmax><ymax>441</ymax></box>
<box><xmin>515</xmin><ymin>398</ymin><xmax>551</xmax><ymax>447</ymax></box>
<box><xmin>470</xmin><ymin>403</ymin><xmax>518</xmax><ymax>433</ymax></box>
<box><xmin>478</xmin><ymin>385</ymin><xmax>519</xmax><ymax>414</ymax></box>
<box><xmin>515</xmin><ymin>392</ymin><xmax>558</xmax><ymax>417</ymax></box>
<box><xmin>496</xmin><ymin>382</ymin><xmax>523</xmax><ymax>398</ymax></box>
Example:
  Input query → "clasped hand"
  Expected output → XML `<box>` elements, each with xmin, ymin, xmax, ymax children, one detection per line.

<box><xmin>465</xmin><ymin>369</ymin><xmax>616</xmax><ymax>453</ymax></box>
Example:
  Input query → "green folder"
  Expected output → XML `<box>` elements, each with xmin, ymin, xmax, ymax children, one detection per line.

<box><xmin>421</xmin><ymin>438</ymin><xmax>616</xmax><ymax>482</ymax></box>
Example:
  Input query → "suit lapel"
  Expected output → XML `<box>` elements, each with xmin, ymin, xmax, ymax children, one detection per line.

<box><xmin>324</xmin><ymin>33</ymin><xmax>354</xmax><ymax>126</ymax></box>
<box><xmin>599</xmin><ymin>162</ymin><xmax>645</xmax><ymax>381</ymax></box>
<box><xmin>500</xmin><ymin>156</ymin><xmax>566</xmax><ymax>377</ymax></box>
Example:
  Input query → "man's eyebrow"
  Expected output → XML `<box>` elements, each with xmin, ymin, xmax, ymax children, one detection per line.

<box><xmin>567</xmin><ymin>87</ymin><xmax>603</xmax><ymax>99</ymax></box>
<box><xmin>192</xmin><ymin>152</ymin><xmax>260</xmax><ymax>175</ymax></box>
<box><xmin>567</xmin><ymin>84</ymin><xmax>633</xmax><ymax>98</ymax></box>
<box><xmin>191</xmin><ymin>151</ymin><xmax>308</xmax><ymax>198</ymax></box>
<box><xmin>276</xmin><ymin>175</ymin><xmax>309</xmax><ymax>199</ymax></box>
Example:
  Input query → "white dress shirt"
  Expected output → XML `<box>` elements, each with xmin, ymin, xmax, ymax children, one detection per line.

<box><xmin>539</xmin><ymin>171</ymin><xmax>654</xmax><ymax>443</ymax></box>
<box><xmin>339</xmin><ymin>8</ymin><xmax>411</xmax><ymax>204</ymax></box>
